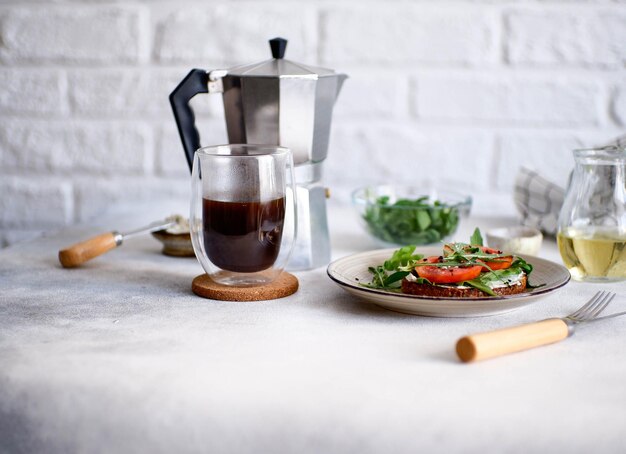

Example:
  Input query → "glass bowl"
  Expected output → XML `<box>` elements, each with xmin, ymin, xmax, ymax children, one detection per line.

<box><xmin>352</xmin><ymin>185</ymin><xmax>472</xmax><ymax>246</ymax></box>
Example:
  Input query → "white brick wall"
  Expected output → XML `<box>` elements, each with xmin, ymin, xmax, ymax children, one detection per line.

<box><xmin>417</xmin><ymin>74</ymin><xmax>602</xmax><ymax>125</ymax></box>
<box><xmin>505</xmin><ymin>9</ymin><xmax>626</xmax><ymax>67</ymax></box>
<box><xmin>0</xmin><ymin>6</ymin><xmax>147</xmax><ymax>63</ymax></box>
<box><xmin>156</xmin><ymin>5</ymin><xmax>318</xmax><ymax>65</ymax></box>
<box><xmin>322</xmin><ymin>7</ymin><xmax>496</xmax><ymax>65</ymax></box>
<box><xmin>0</xmin><ymin>69</ymin><xmax>66</xmax><ymax>116</ymax></box>
<box><xmin>1</xmin><ymin>0</ymin><xmax>625</xmax><ymax>248</ymax></box>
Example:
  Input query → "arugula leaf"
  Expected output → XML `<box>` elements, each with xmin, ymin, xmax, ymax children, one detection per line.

<box><xmin>362</xmin><ymin>245</ymin><xmax>424</xmax><ymax>290</ymax></box>
<box><xmin>384</xmin><ymin>271</ymin><xmax>411</xmax><ymax>287</ymax></box>
<box><xmin>383</xmin><ymin>245</ymin><xmax>424</xmax><ymax>271</ymax></box>
<box><xmin>511</xmin><ymin>257</ymin><xmax>533</xmax><ymax>274</ymax></box>
<box><xmin>367</xmin><ymin>266</ymin><xmax>387</xmax><ymax>288</ymax></box>
<box><xmin>463</xmin><ymin>278</ymin><xmax>497</xmax><ymax>296</ymax></box>
<box><xmin>510</xmin><ymin>257</ymin><xmax>544</xmax><ymax>289</ymax></box>
<box><xmin>416</xmin><ymin>210</ymin><xmax>431</xmax><ymax>231</ymax></box>
<box><xmin>470</xmin><ymin>227</ymin><xmax>483</xmax><ymax>246</ymax></box>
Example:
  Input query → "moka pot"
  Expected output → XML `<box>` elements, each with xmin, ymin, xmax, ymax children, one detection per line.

<box><xmin>170</xmin><ymin>37</ymin><xmax>347</xmax><ymax>270</ymax></box>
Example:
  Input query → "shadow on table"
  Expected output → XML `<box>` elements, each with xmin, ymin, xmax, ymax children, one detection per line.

<box><xmin>38</xmin><ymin>251</ymin><xmax>199</xmax><ymax>298</ymax></box>
<box><xmin>429</xmin><ymin>348</ymin><xmax>463</xmax><ymax>364</ymax></box>
<box><xmin>323</xmin><ymin>287</ymin><xmax>469</xmax><ymax>364</ymax></box>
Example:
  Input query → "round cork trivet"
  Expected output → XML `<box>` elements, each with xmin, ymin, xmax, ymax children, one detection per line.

<box><xmin>191</xmin><ymin>272</ymin><xmax>299</xmax><ymax>301</ymax></box>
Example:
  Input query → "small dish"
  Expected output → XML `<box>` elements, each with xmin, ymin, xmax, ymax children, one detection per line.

<box><xmin>151</xmin><ymin>229</ymin><xmax>194</xmax><ymax>257</ymax></box>
<box><xmin>327</xmin><ymin>247</ymin><xmax>570</xmax><ymax>317</ymax></box>
<box><xmin>486</xmin><ymin>226</ymin><xmax>543</xmax><ymax>256</ymax></box>
<box><xmin>351</xmin><ymin>185</ymin><xmax>472</xmax><ymax>246</ymax></box>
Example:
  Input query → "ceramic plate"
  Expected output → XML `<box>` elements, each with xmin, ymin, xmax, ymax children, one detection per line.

<box><xmin>327</xmin><ymin>247</ymin><xmax>570</xmax><ymax>317</ymax></box>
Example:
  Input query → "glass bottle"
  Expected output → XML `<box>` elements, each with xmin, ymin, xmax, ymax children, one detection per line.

<box><xmin>557</xmin><ymin>145</ymin><xmax>626</xmax><ymax>281</ymax></box>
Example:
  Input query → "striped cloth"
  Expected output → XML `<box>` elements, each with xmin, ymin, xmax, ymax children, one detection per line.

<box><xmin>513</xmin><ymin>134</ymin><xmax>626</xmax><ymax>236</ymax></box>
<box><xmin>514</xmin><ymin>168</ymin><xmax>565</xmax><ymax>237</ymax></box>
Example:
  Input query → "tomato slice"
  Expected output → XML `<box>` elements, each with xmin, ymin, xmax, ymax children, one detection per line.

<box><xmin>414</xmin><ymin>256</ymin><xmax>483</xmax><ymax>284</ymax></box>
<box><xmin>440</xmin><ymin>245</ymin><xmax>513</xmax><ymax>272</ymax></box>
<box><xmin>478</xmin><ymin>247</ymin><xmax>513</xmax><ymax>271</ymax></box>
<box><xmin>478</xmin><ymin>256</ymin><xmax>513</xmax><ymax>271</ymax></box>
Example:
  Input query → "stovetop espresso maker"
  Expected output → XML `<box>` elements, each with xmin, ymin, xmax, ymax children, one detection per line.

<box><xmin>170</xmin><ymin>38</ymin><xmax>347</xmax><ymax>270</ymax></box>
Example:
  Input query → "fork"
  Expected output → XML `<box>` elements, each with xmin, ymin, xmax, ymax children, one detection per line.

<box><xmin>456</xmin><ymin>291</ymin><xmax>620</xmax><ymax>362</ymax></box>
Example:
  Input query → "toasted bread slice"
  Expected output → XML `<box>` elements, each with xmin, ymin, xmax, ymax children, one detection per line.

<box><xmin>401</xmin><ymin>274</ymin><xmax>527</xmax><ymax>298</ymax></box>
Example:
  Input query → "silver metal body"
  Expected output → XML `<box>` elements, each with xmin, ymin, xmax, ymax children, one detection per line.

<box><xmin>206</xmin><ymin>57</ymin><xmax>347</xmax><ymax>270</ymax></box>
<box><xmin>208</xmin><ymin>60</ymin><xmax>346</xmax><ymax>167</ymax></box>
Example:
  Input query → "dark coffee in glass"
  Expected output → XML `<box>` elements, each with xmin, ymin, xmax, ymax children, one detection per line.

<box><xmin>202</xmin><ymin>197</ymin><xmax>286</xmax><ymax>273</ymax></box>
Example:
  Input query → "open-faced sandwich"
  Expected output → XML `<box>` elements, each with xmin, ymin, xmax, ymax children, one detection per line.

<box><xmin>364</xmin><ymin>228</ymin><xmax>538</xmax><ymax>297</ymax></box>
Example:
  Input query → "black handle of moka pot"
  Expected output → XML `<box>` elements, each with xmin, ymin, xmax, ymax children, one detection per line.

<box><xmin>169</xmin><ymin>69</ymin><xmax>209</xmax><ymax>171</ymax></box>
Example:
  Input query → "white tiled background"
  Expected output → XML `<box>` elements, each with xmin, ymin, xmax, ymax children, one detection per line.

<box><xmin>1</xmin><ymin>0</ymin><xmax>625</xmax><ymax>247</ymax></box>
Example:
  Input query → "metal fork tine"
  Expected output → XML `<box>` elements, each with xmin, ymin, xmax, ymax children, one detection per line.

<box><xmin>568</xmin><ymin>291</ymin><xmax>604</xmax><ymax>319</ymax></box>
<box><xmin>568</xmin><ymin>291</ymin><xmax>602</xmax><ymax>318</ymax></box>
<box><xmin>587</xmin><ymin>292</ymin><xmax>616</xmax><ymax>319</ymax></box>
<box><xmin>575</xmin><ymin>291</ymin><xmax>608</xmax><ymax>320</ymax></box>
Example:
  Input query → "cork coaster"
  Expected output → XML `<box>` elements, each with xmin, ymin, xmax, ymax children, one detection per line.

<box><xmin>191</xmin><ymin>272</ymin><xmax>299</xmax><ymax>301</ymax></box>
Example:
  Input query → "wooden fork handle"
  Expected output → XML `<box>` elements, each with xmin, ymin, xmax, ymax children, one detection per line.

<box><xmin>59</xmin><ymin>232</ymin><xmax>121</xmax><ymax>268</ymax></box>
<box><xmin>456</xmin><ymin>319</ymin><xmax>570</xmax><ymax>363</ymax></box>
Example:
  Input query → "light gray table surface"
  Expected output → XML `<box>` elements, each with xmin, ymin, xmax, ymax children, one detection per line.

<box><xmin>1</xmin><ymin>199</ymin><xmax>625</xmax><ymax>454</ymax></box>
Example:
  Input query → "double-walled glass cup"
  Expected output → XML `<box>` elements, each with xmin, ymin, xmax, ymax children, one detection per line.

<box><xmin>190</xmin><ymin>145</ymin><xmax>297</xmax><ymax>286</ymax></box>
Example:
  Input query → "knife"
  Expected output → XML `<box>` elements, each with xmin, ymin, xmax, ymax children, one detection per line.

<box><xmin>58</xmin><ymin>217</ymin><xmax>180</xmax><ymax>268</ymax></box>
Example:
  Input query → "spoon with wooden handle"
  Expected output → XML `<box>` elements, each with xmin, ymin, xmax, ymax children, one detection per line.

<box><xmin>58</xmin><ymin>216</ymin><xmax>181</xmax><ymax>268</ymax></box>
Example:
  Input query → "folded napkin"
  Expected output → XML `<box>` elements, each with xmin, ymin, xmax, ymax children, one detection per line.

<box><xmin>514</xmin><ymin>168</ymin><xmax>565</xmax><ymax>237</ymax></box>
<box><xmin>513</xmin><ymin>134</ymin><xmax>626</xmax><ymax>236</ymax></box>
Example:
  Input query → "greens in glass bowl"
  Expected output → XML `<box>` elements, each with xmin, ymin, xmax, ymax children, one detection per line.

<box><xmin>352</xmin><ymin>185</ymin><xmax>472</xmax><ymax>246</ymax></box>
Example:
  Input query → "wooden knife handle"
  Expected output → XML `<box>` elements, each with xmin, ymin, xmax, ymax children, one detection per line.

<box><xmin>456</xmin><ymin>318</ymin><xmax>570</xmax><ymax>363</ymax></box>
<box><xmin>58</xmin><ymin>232</ymin><xmax>121</xmax><ymax>268</ymax></box>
